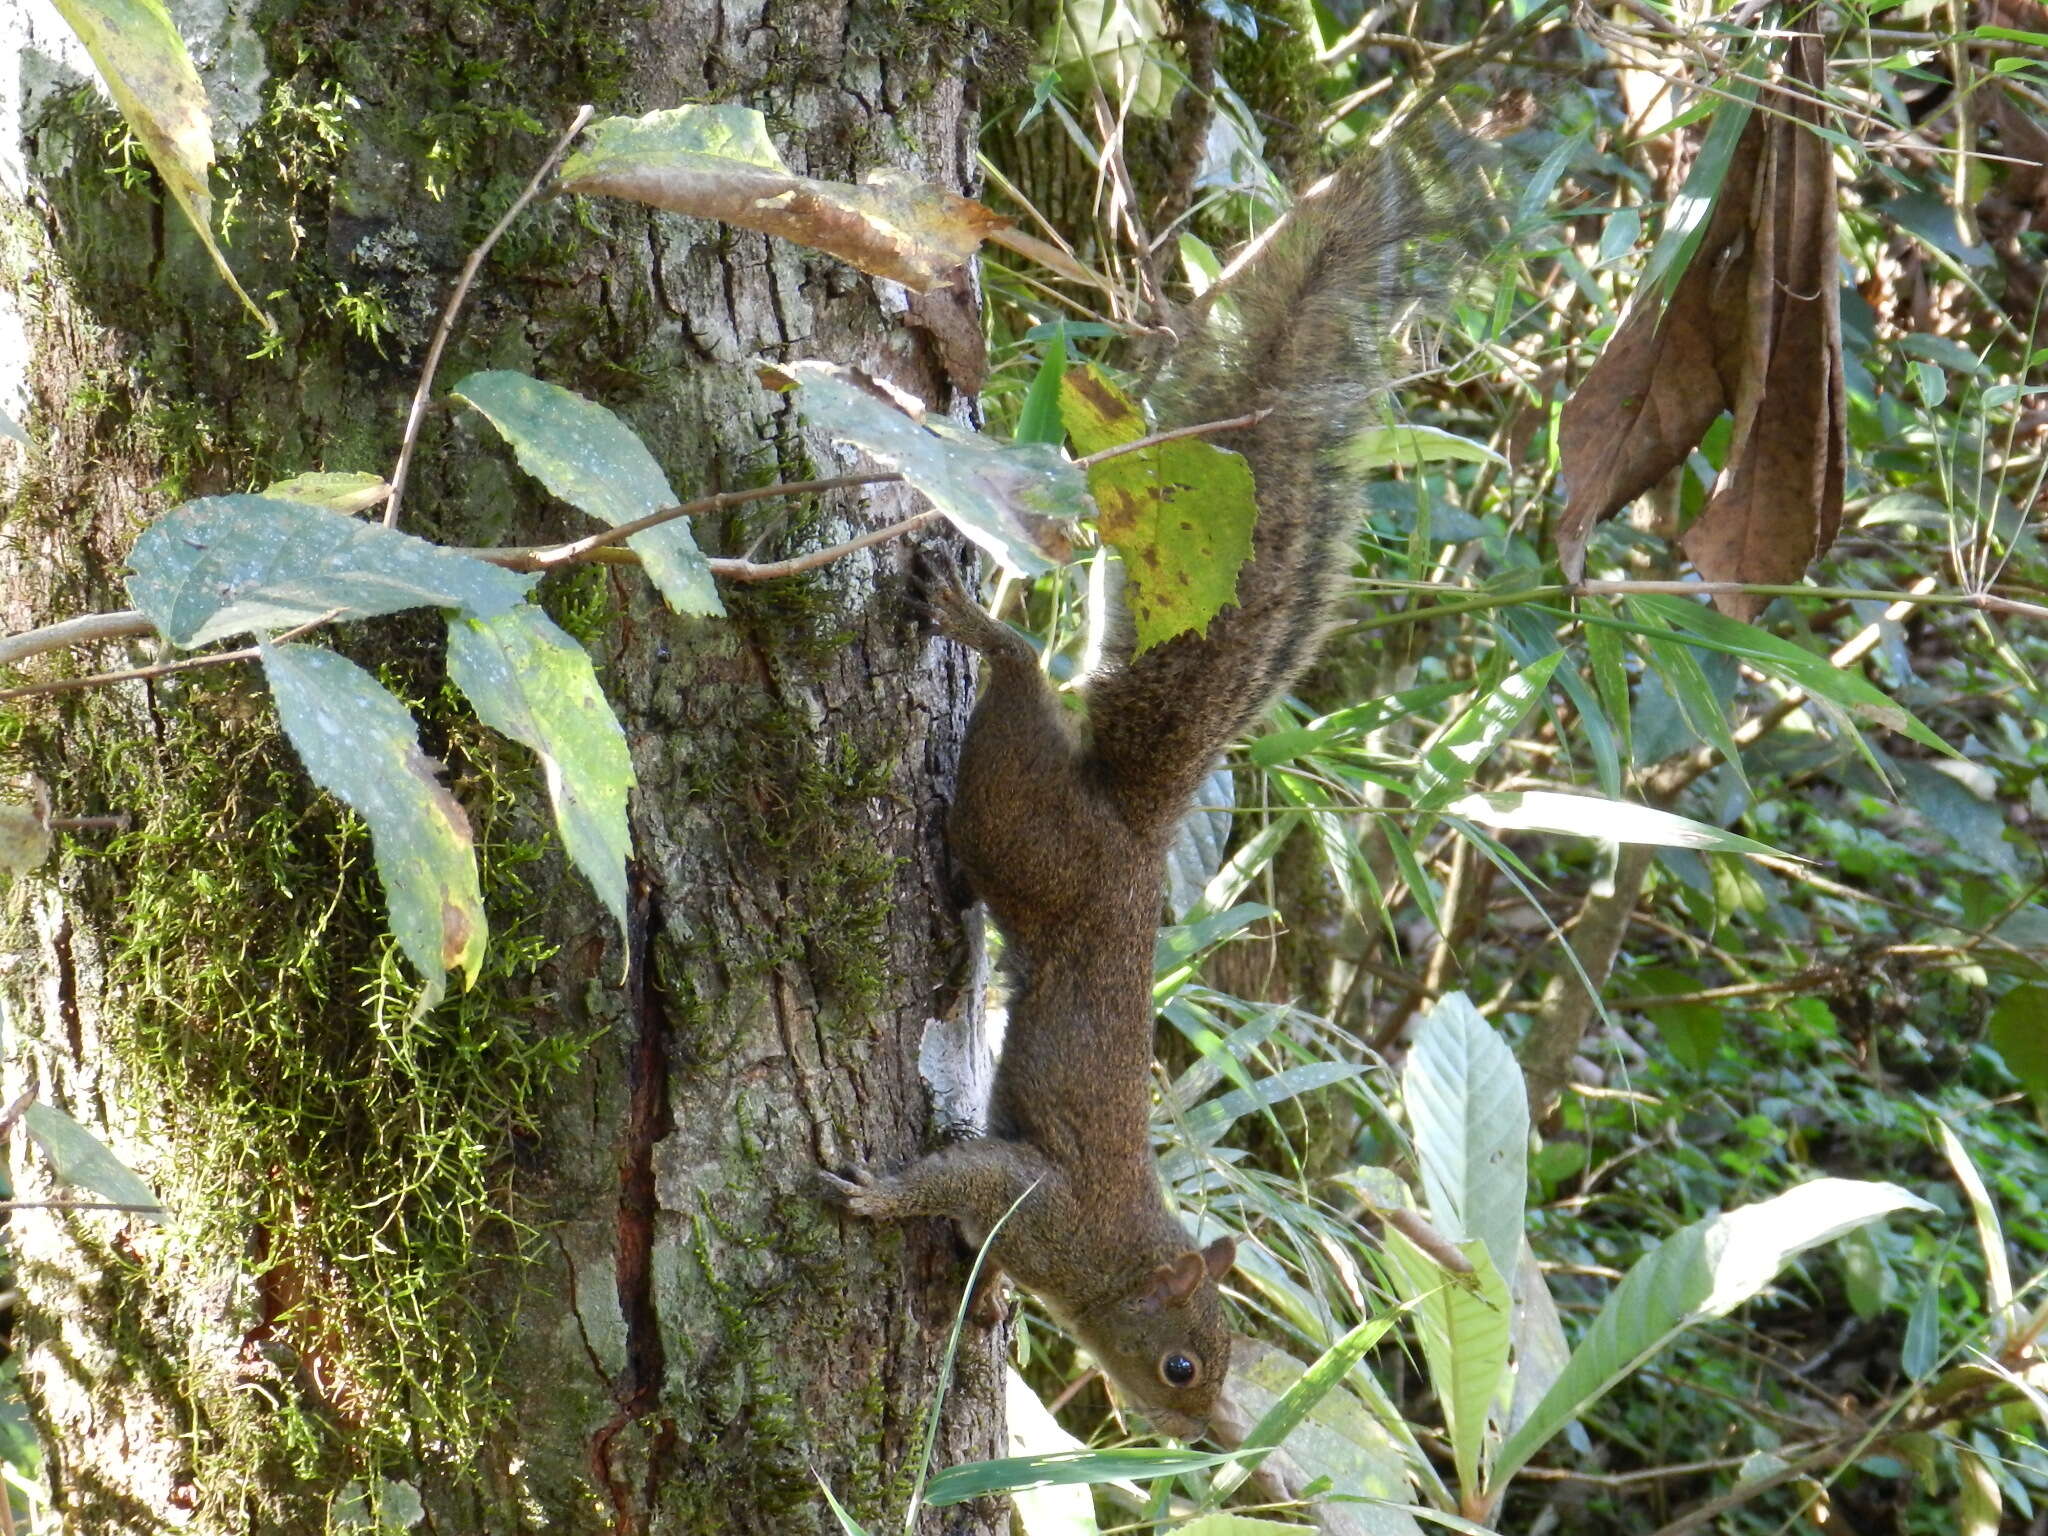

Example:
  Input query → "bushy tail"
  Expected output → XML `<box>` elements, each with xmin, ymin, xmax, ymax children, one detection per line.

<box><xmin>1086</xmin><ymin>125</ymin><xmax>1494</xmax><ymax>835</ymax></box>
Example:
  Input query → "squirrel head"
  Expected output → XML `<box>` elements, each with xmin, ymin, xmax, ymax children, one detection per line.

<box><xmin>1069</xmin><ymin>1234</ymin><xmax>1237</xmax><ymax>1439</ymax></box>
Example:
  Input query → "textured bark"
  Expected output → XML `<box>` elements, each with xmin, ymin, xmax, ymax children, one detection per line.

<box><xmin>0</xmin><ymin>0</ymin><xmax>1003</xmax><ymax>1531</ymax></box>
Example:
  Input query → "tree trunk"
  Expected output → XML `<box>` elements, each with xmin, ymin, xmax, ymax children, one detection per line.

<box><xmin>0</xmin><ymin>1</ymin><xmax>1003</xmax><ymax>1531</ymax></box>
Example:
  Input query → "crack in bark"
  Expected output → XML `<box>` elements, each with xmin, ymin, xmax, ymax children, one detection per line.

<box><xmin>592</xmin><ymin>864</ymin><xmax>674</xmax><ymax>1530</ymax></box>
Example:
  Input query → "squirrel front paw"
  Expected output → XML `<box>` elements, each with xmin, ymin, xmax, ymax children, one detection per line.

<box><xmin>816</xmin><ymin>1163</ymin><xmax>902</xmax><ymax>1220</ymax></box>
<box><xmin>907</xmin><ymin>552</ymin><xmax>1018</xmax><ymax>659</ymax></box>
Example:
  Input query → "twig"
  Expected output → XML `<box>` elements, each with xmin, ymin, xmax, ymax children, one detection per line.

<box><xmin>0</xmin><ymin>610</ymin><xmax>153</xmax><ymax>667</ymax></box>
<box><xmin>48</xmin><ymin>814</ymin><xmax>131</xmax><ymax>832</ymax></box>
<box><xmin>0</xmin><ymin>611</ymin><xmax>337</xmax><ymax>703</ymax></box>
<box><xmin>1074</xmin><ymin>410</ymin><xmax>1269</xmax><ymax>467</ymax></box>
<box><xmin>383</xmin><ymin>103</ymin><xmax>595</xmax><ymax>531</ymax></box>
<box><xmin>0</xmin><ymin>648</ymin><xmax>259</xmax><ymax>703</ymax></box>
<box><xmin>0</xmin><ymin>1088</ymin><xmax>35</xmax><ymax>1143</ymax></box>
<box><xmin>0</xmin><ymin>1200</ymin><xmax>165</xmax><ymax>1214</ymax></box>
<box><xmin>499</xmin><ymin>472</ymin><xmax>905</xmax><ymax>570</ymax></box>
<box><xmin>708</xmin><ymin>513</ymin><xmax>940</xmax><ymax>582</ymax></box>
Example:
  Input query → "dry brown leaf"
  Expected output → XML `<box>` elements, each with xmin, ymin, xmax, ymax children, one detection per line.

<box><xmin>1681</xmin><ymin>34</ymin><xmax>1844</xmax><ymax>619</ymax></box>
<box><xmin>1554</xmin><ymin>113</ymin><xmax>1761</xmax><ymax>579</ymax></box>
<box><xmin>1557</xmin><ymin>35</ymin><xmax>1846</xmax><ymax>612</ymax></box>
<box><xmin>557</xmin><ymin>106</ymin><xmax>1008</xmax><ymax>294</ymax></box>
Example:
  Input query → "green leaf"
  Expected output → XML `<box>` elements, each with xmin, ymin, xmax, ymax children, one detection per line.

<box><xmin>1405</xmin><ymin>993</ymin><xmax>1528</xmax><ymax>1284</ymax></box>
<box><xmin>1642</xmin><ymin>75</ymin><xmax>1760</xmax><ymax>297</ymax></box>
<box><xmin>1213</xmin><ymin>1336</ymin><xmax>1425</xmax><ymax>1528</ymax></box>
<box><xmin>1622</xmin><ymin>965</ymin><xmax>1724</xmax><ymax>1071</ymax></box>
<box><xmin>1181</xmin><ymin>1061</ymin><xmax>1365</xmax><ymax>1146</ymax></box>
<box><xmin>1634</xmin><ymin>627</ymin><xmax>1745</xmax><ymax>790</ymax></box>
<box><xmin>261</xmin><ymin>643</ymin><xmax>486</xmax><ymax>994</ymax></box>
<box><xmin>1444</xmin><ymin>790</ymin><xmax>1783</xmax><ymax>858</ymax></box>
<box><xmin>446</xmin><ymin>609</ymin><xmax>635</xmax><ymax>944</ymax></box>
<box><xmin>1213</xmin><ymin>1316</ymin><xmax>1401</xmax><ymax>1495</ymax></box>
<box><xmin>1630</xmin><ymin>594</ymin><xmax>1950</xmax><ymax>754</ymax></box>
<box><xmin>48</xmin><ymin>0</ymin><xmax>268</xmax><ymax>326</ymax></box>
<box><xmin>1060</xmin><ymin>365</ymin><xmax>1255</xmax><ymax>651</ymax></box>
<box><xmin>1936</xmin><ymin>1120</ymin><xmax>2012</xmax><ymax>1335</ymax></box>
<box><xmin>776</xmin><ymin>360</ymin><xmax>1083</xmax><ymax>578</ymax></box>
<box><xmin>924</xmin><ymin>1448</ymin><xmax>1241</xmax><ymax>1506</ymax></box>
<box><xmin>813</xmin><ymin>1477</ymin><xmax>872</xmax><ymax>1536</ymax></box>
<box><xmin>1989</xmin><ymin>985</ymin><xmax>2048</xmax><ymax>1108</ymax></box>
<box><xmin>1491</xmin><ymin>1179</ymin><xmax>1937</xmax><ymax>1489</ymax></box>
<box><xmin>20</xmin><ymin>1103</ymin><xmax>166</xmax><ymax>1216</ymax></box>
<box><xmin>127</xmin><ymin>495</ymin><xmax>537</xmax><ymax>647</ymax></box>
<box><xmin>1177</xmin><ymin>1516</ymin><xmax>1325</xmax><ymax>1534</ymax></box>
<box><xmin>261</xmin><ymin>471</ymin><xmax>393</xmax><ymax>515</ymax></box>
<box><xmin>1247</xmin><ymin>682</ymin><xmax>1467</xmax><ymax>767</ymax></box>
<box><xmin>1015</xmin><ymin>331</ymin><xmax>1070</xmax><ymax>446</ymax></box>
<box><xmin>1413</xmin><ymin>655</ymin><xmax>1561</xmax><ymax>810</ymax></box>
<box><xmin>450</xmin><ymin>370</ymin><xmax>723</xmax><ymax>616</ymax></box>
<box><xmin>1382</xmin><ymin>1230</ymin><xmax>1512</xmax><ymax>1498</ymax></box>
<box><xmin>1344</xmin><ymin>424</ymin><xmax>1506</xmax><ymax>470</ymax></box>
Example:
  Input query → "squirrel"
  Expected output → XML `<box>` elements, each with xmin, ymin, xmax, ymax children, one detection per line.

<box><xmin>820</xmin><ymin>127</ymin><xmax>1490</xmax><ymax>1440</ymax></box>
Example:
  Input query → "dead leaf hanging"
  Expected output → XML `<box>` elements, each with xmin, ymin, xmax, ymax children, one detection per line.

<box><xmin>1557</xmin><ymin>33</ymin><xmax>1845</xmax><ymax>619</ymax></box>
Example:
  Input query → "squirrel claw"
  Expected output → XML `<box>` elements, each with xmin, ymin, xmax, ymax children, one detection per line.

<box><xmin>907</xmin><ymin>551</ymin><xmax>1022</xmax><ymax>659</ymax></box>
<box><xmin>817</xmin><ymin>1163</ymin><xmax>892</xmax><ymax>1218</ymax></box>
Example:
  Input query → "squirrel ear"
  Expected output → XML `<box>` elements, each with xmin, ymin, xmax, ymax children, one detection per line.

<box><xmin>1201</xmin><ymin>1235</ymin><xmax>1237</xmax><ymax>1281</ymax></box>
<box><xmin>1133</xmin><ymin>1251</ymin><xmax>1209</xmax><ymax>1313</ymax></box>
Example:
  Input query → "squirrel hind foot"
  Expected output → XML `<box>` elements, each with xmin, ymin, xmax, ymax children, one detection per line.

<box><xmin>907</xmin><ymin>550</ymin><xmax>1028</xmax><ymax>663</ymax></box>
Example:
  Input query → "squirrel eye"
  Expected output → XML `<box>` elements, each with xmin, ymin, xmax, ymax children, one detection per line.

<box><xmin>1159</xmin><ymin>1352</ymin><xmax>1199</xmax><ymax>1388</ymax></box>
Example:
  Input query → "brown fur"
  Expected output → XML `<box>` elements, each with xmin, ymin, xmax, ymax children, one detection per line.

<box><xmin>821</xmin><ymin>132</ymin><xmax>1488</xmax><ymax>1438</ymax></box>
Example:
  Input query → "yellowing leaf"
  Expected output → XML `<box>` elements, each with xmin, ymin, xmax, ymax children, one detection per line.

<box><xmin>557</xmin><ymin>106</ymin><xmax>1007</xmax><ymax>293</ymax></box>
<box><xmin>1060</xmin><ymin>366</ymin><xmax>1254</xmax><ymax>651</ymax></box>
<box><xmin>49</xmin><ymin>0</ymin><xmax>268</xmax><ymax>327</ymax></box>
<box><xmin>262</xmin><ymin>471</ymin><xmax>393</xmax><ymax>515</ymax></box>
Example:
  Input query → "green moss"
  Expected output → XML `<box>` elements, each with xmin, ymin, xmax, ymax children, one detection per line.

<box><xmin>4</xmin><ymin>659</ymin><xmax>587</xmax><ymax>1516</ymax></box>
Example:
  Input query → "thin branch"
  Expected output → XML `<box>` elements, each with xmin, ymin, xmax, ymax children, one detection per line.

<box><xmin>494</xmin><ymin>472</ymin><xmax>905</xmax><ymax>570</ymax></box>
<box><xmin>383</xmin><ymin>103</ymin><xmax>595</xmax><ymax>531</ymax></box>
<box><xmin>0</xmin><ymin>648</ymin><xmax>260</xmax><ymax>703</ymax></box>
<box><xmin>0</xmin><ymin>610</ymin><xmax>153</xmax><ymax>668</ymax></box>
<box><xmin>0</xmin><ymin>1200</ymin><xmax>165</xmax><ymax>1214</ymax></box>
<box><xmin>707</xmin><ymin>513</ymin><xmax>940</xmax><ymax>582</ymax></box>
<box><xmin>1074</xmin><ymin>410</ymin><xmax>1269</xmax><ymax>467</ymax></box>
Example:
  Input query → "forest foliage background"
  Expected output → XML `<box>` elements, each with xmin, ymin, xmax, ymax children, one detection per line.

<box><xmin>1</xmin><ymin>0</ymin><xmax>2046</xmax><ymax>1530</ymax></box>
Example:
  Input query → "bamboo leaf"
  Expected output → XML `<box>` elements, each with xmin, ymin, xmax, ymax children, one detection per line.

<box><xmin>1413</xmin><ymin>655</ymin><xmax>1561</xmax><ymax>810</ymax></box>
<box><xmin>1444</xmin><ymin>790</ymin><xmax>1784</xmax><ymax>858</ymax></box>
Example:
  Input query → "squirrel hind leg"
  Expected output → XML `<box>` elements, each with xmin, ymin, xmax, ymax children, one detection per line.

<box><xmin>907</xmin><ymin>550</ymin><xmax>1032</xmax><ymax>664</ymax></box>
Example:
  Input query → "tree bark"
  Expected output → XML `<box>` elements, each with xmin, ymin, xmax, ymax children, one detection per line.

<box><xmin>0</xmin><ymin>1</ymin><xmax>1002</xmax><ymax>1531</ymax></box>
